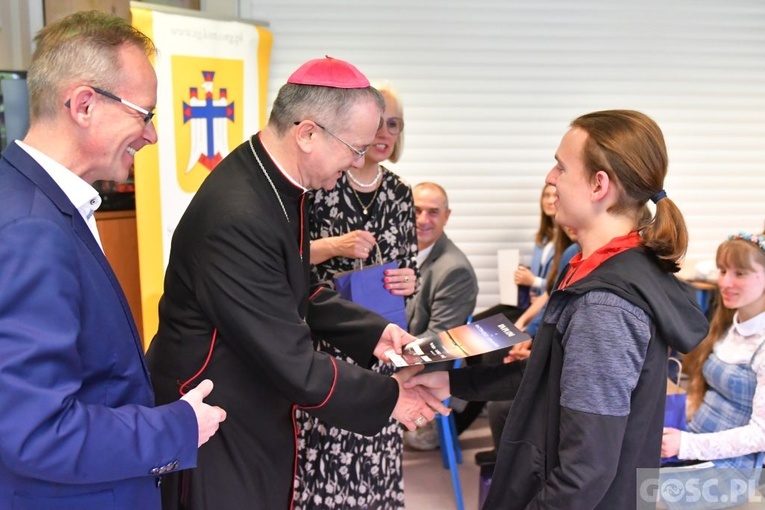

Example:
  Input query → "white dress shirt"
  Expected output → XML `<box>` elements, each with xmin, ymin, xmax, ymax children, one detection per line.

<box><xmin>16</xmin><ymin>140</ymin><xmax>103</xmax><ymax>251</ymax></box>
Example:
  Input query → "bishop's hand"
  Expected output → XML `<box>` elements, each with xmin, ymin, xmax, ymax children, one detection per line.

<box><xmin>391</xmin><ymin>369</ymin><xmax>450</xmax><ymax>431</ymax></box>
<box><xmin>374</xmin><ymin>323</ymin><xmax>416</xmax><ymax>362</ymax></box>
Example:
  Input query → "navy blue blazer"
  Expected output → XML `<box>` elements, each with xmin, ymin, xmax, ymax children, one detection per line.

<box><xmin>0</xmin><ymin>142</ymin><xmax>197</xmax><ymax>510</ymax></box>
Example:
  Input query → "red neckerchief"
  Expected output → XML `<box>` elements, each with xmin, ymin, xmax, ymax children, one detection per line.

<box><xmin>558</xmin><ymin>231</ymin><xmax>642</xmax><ymax>290</ymax></box>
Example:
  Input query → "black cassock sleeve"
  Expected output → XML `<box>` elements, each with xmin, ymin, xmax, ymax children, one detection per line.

<box><xmin>307</xmin><ymin>285</ymin><xmax>389</xmax><ymax>368</ymax></box>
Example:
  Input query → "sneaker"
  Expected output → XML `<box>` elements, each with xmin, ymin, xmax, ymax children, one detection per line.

<box><xmin>404</xmin><ymin>421</ymin><xmax>439</xmax><ymax>451</ymax></box>
<box><xmin>474</xmin><ymin>449</ymin><xmax>497</xmax><ymax>465</ymax></box>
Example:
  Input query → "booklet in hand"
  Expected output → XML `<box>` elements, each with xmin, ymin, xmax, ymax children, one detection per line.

<box><xmin>387</xmin><ymin>313</ymin><xmax>531</xmax><ymax>367</ymax></box>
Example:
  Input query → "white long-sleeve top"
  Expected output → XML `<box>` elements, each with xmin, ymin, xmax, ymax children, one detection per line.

<box><xmin>679</xmin><ymin>311</ymin><xmax>765</xmax><ymax>461</ymax></box>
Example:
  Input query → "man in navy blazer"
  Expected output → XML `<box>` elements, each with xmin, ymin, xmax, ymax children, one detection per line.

<box><xmin>0</xmin><ymin>11</ymin><xmax>225</xmax><ymax>510</ymax></box>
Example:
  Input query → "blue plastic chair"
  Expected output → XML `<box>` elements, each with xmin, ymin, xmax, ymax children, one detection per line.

<box><xmin>436</xmin><ymin>359</ymin><xmax>465</xmax><ymax>510</ymax></box>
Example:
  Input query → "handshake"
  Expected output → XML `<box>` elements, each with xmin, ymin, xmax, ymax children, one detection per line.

<box><xmin>390</xmin><ymin>367</ymin><xmax>452</xmax><ymax>431</ymax></box>
<box><xmin>374</xmin><ymin>323</ymin><xmax>454</xmax><ymax>430</ymax></box>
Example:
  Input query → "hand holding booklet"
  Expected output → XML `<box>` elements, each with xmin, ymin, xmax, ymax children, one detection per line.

<box><xmin>387</xmin><ymin>313</ymin><xmax>531</xmax><ymax>367</ymax></box>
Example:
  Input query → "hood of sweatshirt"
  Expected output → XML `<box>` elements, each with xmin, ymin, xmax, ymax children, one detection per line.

<box><xmin>564</xmin><ymin>247</ymin><xmax>709</xmax><ymax>354</ymax></box>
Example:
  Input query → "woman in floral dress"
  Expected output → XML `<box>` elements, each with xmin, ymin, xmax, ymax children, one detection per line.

<box><xmin>294</xmin><ymin>86</ymin><xmax>417</xmax><ymax>509</ymax></box>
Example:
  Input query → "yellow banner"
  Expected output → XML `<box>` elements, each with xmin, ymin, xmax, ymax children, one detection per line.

<box><xmin>132</xmin><ymin>6</ymin><xmax>272</xmax><ymax>347</ymax></box>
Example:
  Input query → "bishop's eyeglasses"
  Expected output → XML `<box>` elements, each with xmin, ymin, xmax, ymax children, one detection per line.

<box><xmin>293</xmin><ymin>120</ymin><xmax>370</xmax><ymax>161</ymax></box>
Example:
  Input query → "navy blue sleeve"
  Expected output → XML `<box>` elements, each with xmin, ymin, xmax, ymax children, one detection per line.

<box><xmin>559</xmin><ymin>291</ymin><xmax>651</xmax><ymax>416</ymax></box>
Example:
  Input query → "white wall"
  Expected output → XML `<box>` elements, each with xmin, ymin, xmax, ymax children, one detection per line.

<box><xmin>0</xmin><ymin>0</ymin><xmax>43</xmax><ymax>70</ymax></box>
<box><xmin>241</xmin><ymin>0</ymin><xmax>765</xmax><ymax>312</ymax></box>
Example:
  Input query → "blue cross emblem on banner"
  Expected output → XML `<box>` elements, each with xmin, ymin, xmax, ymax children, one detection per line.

<box><xmin>182</xmin><ymin>71</ymin><xmax>235</xmax><ymax>171</ymax></box>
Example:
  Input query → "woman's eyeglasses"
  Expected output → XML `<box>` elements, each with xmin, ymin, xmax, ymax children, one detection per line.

<box><xmin>382</xmin><ymin>117</ymin><xmax>404</xmax><ymax>135</ymax></box>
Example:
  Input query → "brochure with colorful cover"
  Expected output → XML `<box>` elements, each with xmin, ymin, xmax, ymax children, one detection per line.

<box><xmin>387</xmin><ymin>313</ymin><xmax>531</xmax><ymax>367</ymax></box>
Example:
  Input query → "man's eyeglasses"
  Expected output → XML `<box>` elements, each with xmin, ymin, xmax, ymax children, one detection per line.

<box><xmin>65</xmin><ymin>86</ymin><xmax>155</xmax><ymax>125</ymax></box>
<box><xmin>93</xmin><ymin>87</ymin><xmax>155</xmax><ymax>125</ymax></box>
<box><xmin>293</xmin><ymin>121</ymin><xmax>369</xmax><ymax>161</ymax></box>
<box><xmin>382</xmin><ymin>117</ymin><xmax>404</xmax><ymax>135</ymax></box>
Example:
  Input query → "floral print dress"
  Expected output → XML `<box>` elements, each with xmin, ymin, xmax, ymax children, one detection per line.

<box><xmin>294</xmin><ymin>167</ymin><xmax>417</xmax><ymax>509</ymax></box>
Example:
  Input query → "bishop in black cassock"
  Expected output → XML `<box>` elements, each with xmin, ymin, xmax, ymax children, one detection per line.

<box><xmin>146</xmin><ymin>56</ymin><xmax>443</xmax><ymax>509</ymax></box>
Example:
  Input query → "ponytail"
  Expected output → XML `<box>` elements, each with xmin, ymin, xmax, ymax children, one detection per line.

<box><xmin>571</xmin><ymin>110</ymin><xmax>689</xmax><ymax>273</ymax></box>
<box><xmin>641</xmin><ymin>196</ymin><xmax>688</xmax><ymax>273</ymax></box>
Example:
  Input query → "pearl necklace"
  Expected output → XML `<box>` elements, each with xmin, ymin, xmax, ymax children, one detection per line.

<box><xmin>346</xmin><ymin>165</ymin><xmax>382</xmax><ymax>188</ymax></box>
